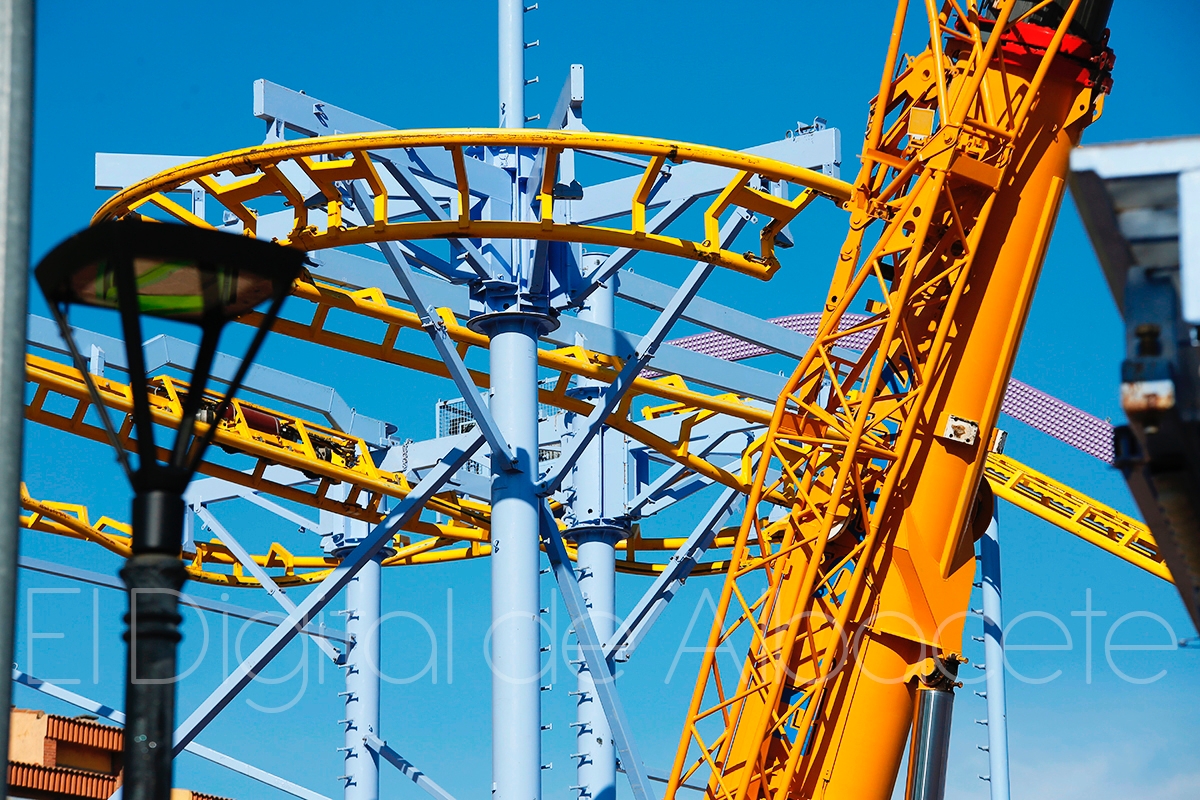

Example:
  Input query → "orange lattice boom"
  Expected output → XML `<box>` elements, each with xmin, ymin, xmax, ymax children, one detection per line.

<box><xmin>666</xmin><ymin>2</ymin><xmax>1114</xmax><ymax>798</ymax></box>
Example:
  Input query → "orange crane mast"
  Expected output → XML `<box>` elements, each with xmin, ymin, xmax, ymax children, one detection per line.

<box><xmin>666</xmin><ymin>2</ymin><xmax>1115</xmax><ymax>798</ymax></box>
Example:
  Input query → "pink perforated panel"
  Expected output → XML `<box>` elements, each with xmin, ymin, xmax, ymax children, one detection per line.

<box><xmin>660</xmin><ymin>313</ymin><xmax>1114</xmax><ymax>463</ymax></box>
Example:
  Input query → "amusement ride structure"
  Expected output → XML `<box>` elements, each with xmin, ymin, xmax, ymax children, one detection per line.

<box><xmin>14</xmin><ymin>1</ymin><xmax>1185</xmax><ymax>800</ymax></box>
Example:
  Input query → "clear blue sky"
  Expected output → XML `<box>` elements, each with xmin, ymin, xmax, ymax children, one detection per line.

<box><xmin>16</xmin><ymin>2</ymin><xmax>1200</xmax><ymax>799</ymax></box>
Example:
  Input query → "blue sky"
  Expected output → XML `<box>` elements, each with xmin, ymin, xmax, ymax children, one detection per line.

<box><xmin>16</xmin><ymin>2</ymin><xmax>1200</xmax><ymax>799</ymax></box>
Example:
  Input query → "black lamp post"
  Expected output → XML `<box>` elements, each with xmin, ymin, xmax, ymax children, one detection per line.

<box><xmin>34</xmin><ymin>219</ymin><xmax>306</xmax><ymax>800</ymax></box>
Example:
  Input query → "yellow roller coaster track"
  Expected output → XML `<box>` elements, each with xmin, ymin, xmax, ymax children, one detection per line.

<box><xmin>91</xmin><ymin>128</ymin><xmax>852</xmax><ymax>279</ymax></box>
<box><xmin>84</xmin><ymin>129</ymin><xmax>858</xmax><ymax>498</ymax></box>
<box><xmin>19</xmin><ymin>482</ymin><xmax>743</xmax><ymax>585</ymax></box>
<box><xmin>20</xmin><ymin>450</ymin><xmax>1168</xmax><ymax>587</ymax></box>
<box><xmin>24</xmin><ymin>354</ymin><xmax>745</xmax><ymax>579</ymax></box>
<box><xmin>984</xmin><ymin>452</ymin><xmax>1170</xmax><ymax>582</ymax></box>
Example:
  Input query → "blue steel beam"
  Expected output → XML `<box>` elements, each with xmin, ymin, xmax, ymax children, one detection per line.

<box><xmin>526</xmin><ymin>64</ymin><xmax>585</xmax><ymax>199</ymax></box>
<box><xmin>12</xmin><ymin>670</ymin><xmax>332</xmax><ymax>800</ymax></box>
<box><xmin>567</xmin><ymin>197</ymin><xmax>694</xmax><ymax>307</ymax></box>
<box><xmin>253</xmin><ymin>80</ymin><xmax>511</xmax><ymax>202</ymax></box>
<box><xmin>191</xmin><ymin>506</ymin><xmax>343</xmax><ymax>664</ymax></box>
<box><xmin>538</xmin><ymin>211</ymin><xmax>751</xmax><ymax>494</ymax></box>
<box><xmin>615</xmin><ymin>270</ymin><xmax>812</xmax><ymax>361</ymax></box>
<box><xmin>171</xmin><ymin>434</ymin><xmax>484</xmax><ymax>756</ymax></box>
<box><xmin>538</xmin><ymin>259</ymin><xmax>714</xmax><ymax>495</ymax></box>
<box><xmin>16</xmin><ymin>556</ymin><xmax>347</xmax><ymax>644</ymax></box>
<box><xmin>568</xmin><ymin>127</ymin><xmax>840</xmax><ymax>226</ymax></box>
<box><xmin>347</xmin><ymin>183</ymin><xmax>516</xmax><ymax>469</ymax></box>
<box><xmin>538</xmin><ymin>504</ymin><xmax>656</xmax><ymax>800</ymax></box>
<box><xmin>373</xmin><ymin>162</ymin><xmax>493</xmax><ymax>280</ymax></box>
<box><xmin>362</xmin><ymin>733</ymin><xmax>457</xmax><ymax>800</ymax></box>
<box><xmin>604</xmin><ymin>488</ymin><xmax>739</xmax><ymax>663</ymax></box>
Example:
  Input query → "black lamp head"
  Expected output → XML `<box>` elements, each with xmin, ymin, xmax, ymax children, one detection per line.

<box><xmin>35</xmin><ymin>218</ymin><xmax>305</xmax><ymax>324</ymax></box>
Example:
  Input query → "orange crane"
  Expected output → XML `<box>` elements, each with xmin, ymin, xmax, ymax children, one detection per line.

<box><xmin>666</xmin><ymin>2</ymin><xmax>1115</xmax><ymax>798</ymax></box>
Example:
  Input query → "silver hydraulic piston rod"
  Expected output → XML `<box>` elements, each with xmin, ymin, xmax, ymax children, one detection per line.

<box><xmin>905</xmin><ymin>658</ymin><xmax>959</xmax><ymax>800</ymax></box>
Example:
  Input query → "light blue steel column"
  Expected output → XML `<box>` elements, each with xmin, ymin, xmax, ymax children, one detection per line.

<box><xmin>482</xmin><ymin>5</ymin><xmax>550</xmax><ymax>797</ymax></box>
<box><xmin>566</xmin><ymin>254</ymin><xmax>626</xmax><ymax>800</ymax></box>
<box><xmin>570</xmin><ymin>533</ymin><xmax>620</xmax><ymax>800</ymax></box>
<box><xmin>323</xmin><ymin>501</ymin><xmax>382</xmax><ymax>800</ymax></box>
<box><xmin>486</xmin><ymin>318</ymin><xmax>545</xmax><ymax>800</ymax></box>
<box><xmin>980</xmin><ymin>509</ymin><xmax>1011</xmax><ymax>800</ymax></box>
<box><xmin>497</xmin><ymin>0</ymin><xmax>524</xmax><ymax>128</ymax></box>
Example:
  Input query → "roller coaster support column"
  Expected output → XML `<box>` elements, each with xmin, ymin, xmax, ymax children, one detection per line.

<box><xmin>482</xmin><ymin>316</ymin><xmax>547</xmax><ymax>800</ymax></box>
<box><xmin>498</xmin><ymin>0</ymin><xmax>525</xmax><ymax>128</ymax></box>
<box><xmin>323</xmin><ymin>504</ymin><xmax>383</xmax><ymax>800</ymax></box>
<box><xmin>480</xmin><ymin>3</ymin><xmax>552</xmax><ymax>798</ymax></box>
<box><xmin>566</xmin><ymin>254</ymin><xmax>628</xmax><ymax>800</ymax></box>
<box><xmin>981</xmin><ymin>510</ymin><xmax>1010</xmax><ymax>800</ymax></box>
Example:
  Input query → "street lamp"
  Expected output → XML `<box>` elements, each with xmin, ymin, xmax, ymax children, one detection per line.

<box><xmin>35</xmin><ymin>218</ymin><xmax>306</xmax><ymax>800</ymax></box>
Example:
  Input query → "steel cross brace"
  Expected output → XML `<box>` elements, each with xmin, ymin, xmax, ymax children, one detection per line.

<box><xmin>17</xmin><ymin>555</ymin><xmax>347</xmax><ymax>644</ymax></box>
<box><xmin>375</xmin><ymin>160</ymin><xmax>493</xmax><ymax>281</ymax></box>
<box><xmin>234</xmin><ymin>488</ymin><xmax>329</xmax><ymax>534</ymax></box>
<box><xmin>624</xmin><ymin>414</ymin><xmax>759</xmax><ymax>516</ymax></box>
<box><xmin>362</xmin><ymin>732</ymin><xmax>456</xmax><ymax>800</ymax></box>
<box><xmin>12</xmin><ymin>670</ymin><xmax>331</xmax><ymax>800</ymax></box>
<box><xmin>185</xmin><ymin>469</ymin><xmax>335</xmax><ymax>535</ymax></box>
<box><xmin>606</xmin><ymin>487</ymin><xmax>739</xmax><ymax>663</ymax></box>
<box><xmin>350</xmin><ymin>184</ymin><xmax>517</xmax><ymax>470</ymax></box>
<box><xmin>564</xmin><ymin>197</ymin><xmax>693</xmax><ymax>310</ymax></box>
<box><xmin>191</xmin><ymin>505</ymin><xmax>343</xmax><ymax>663</ymax></box>
<box><xmin>536</xmin><ymin>258</ymin><xmax>713</xmax><ymax>493</ymax></box>
<box><xmin>253</xmin><ymin>80</ymin><xmax>511</xmax><ymax>200</ymax></box>
<box><xmin>538</xmin><ymin>212</ymin><xmax>748</xmax><ymax>494</ymax></box>
<box><xmin>538</xmin><ymin>503</ymin><xmax>657</xmax><ymax>800</ymax></box>
<box><xmin>171</xmin><ymin>434</ymin><xmax>484</xmax><ymax>756</ymax></box>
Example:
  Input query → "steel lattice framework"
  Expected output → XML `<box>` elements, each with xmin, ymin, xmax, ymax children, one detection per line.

<box><xmin>666</xmin><ymin>1</ymin><xmax>1115</xmax><ymax>797</ymax></box>
<box><xmin>15</xmin><ymin>3</ymin><xmax>1161</xmax><ymax>800</ymax></box>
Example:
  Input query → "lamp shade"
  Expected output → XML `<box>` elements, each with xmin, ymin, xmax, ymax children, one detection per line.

<box><xmin>35</xmin><ymin>219</ymin><xmax>306</xmax><ymax>323</ymax></box>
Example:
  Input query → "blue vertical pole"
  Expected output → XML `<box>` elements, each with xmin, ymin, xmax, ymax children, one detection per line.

<box><xmin>980</xmin><ymin>509</ymin><xmax>1011</xmax><ymax>800</ymax></box>
<box><xmin>323</xmin><ymin>500</ymin><xmax>381</xmax><ymax>800</ymax></box>
<box><xmin>482</xmin><ymin>5</ymin><xmax>550</xmax><ymax>797</ymax></box>
<box><xmin>571</xmin><ymin>534</ymin><xmax>619</xmax><ymax>800</ymax></box>
<box><xmin>497</xmin><ymin>0</ymin><xmax>524</xmax><ymax>129</ymax></box>
<box><xmin>343</xmin><ymin>556</ymin><xmax>381</xmax><ymax>800</ymax></box>
<box><xmin>486</xmin><ymin>318</ymin><xmax>544</xmax><ymax>800</ymax></box>
<box><xmin>568</xmin><ymin>254</ymin><xmax>624</xmax><ymax>800</ymax></box>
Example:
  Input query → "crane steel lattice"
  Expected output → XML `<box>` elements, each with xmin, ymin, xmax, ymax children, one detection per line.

<box><xmin>666</xmin><ymin>2</ymin><xmax>1115</xmax><ymax>799</ymax></box>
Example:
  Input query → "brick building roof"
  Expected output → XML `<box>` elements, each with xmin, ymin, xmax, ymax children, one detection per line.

<box><xmin>7</xmin><ymin>708</ymin><xmax>233</xmax><ymax>800</ymax></box>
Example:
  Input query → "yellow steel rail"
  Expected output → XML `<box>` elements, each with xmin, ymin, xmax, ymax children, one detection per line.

<box><xmin>21</xmin><ymin>445</ymin><xmax>1168</xmax><ymax>587</ymax></box>
<box><xmin>19</xmin><ymin>484</ymin><xmax>481</xmax><ymax>587</ymax></box>
<box><xmin>92</xmin><ymin>129</ymin><xmax>852</xmax><ymax>281</ymax></box>
<box><xmin>24</xmin><ymin>355</ymin><xmax>747</xmax><ymax>578</ymax></box>
<box><xmin>247</xmin><ymin>278</ymin><xmax>761</xmax><ymax>494</ymax></box>
<box><xmin>24</xmin><ymin>352</ymin><xmax>491</xmax><ymax>532</ymax></box>
<box><xmin>19</xmin><ymin>482</ymin><xmax>741</xmax><ymax>584</ymax></box>
<box><xmin>984</xmin><ymin>452</ymin><xmax>1170</xmax><ymax>582</ymax></box>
